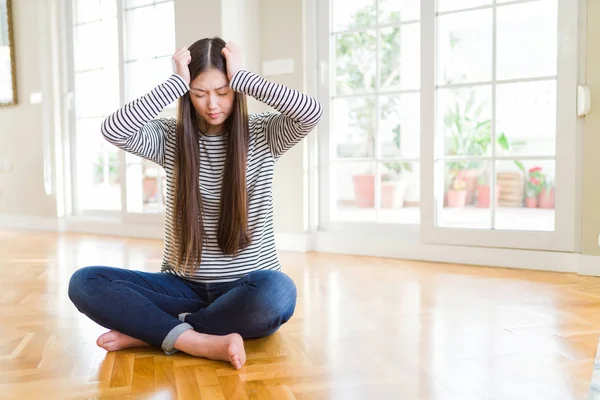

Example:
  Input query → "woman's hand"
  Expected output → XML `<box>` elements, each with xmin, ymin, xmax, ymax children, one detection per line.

<box><xmin>221</xmin><ymin>42</ymin><xmax>244</xmax><ymax>81</ymax></box>
<box><xmin>172</xmin><ymin>47</ymin><xmax>192</xmax><ymax>84</ymax></box>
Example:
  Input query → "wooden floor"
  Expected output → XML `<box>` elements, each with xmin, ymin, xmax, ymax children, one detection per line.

<box><xmin>1</xmin><ymin>230</ymin><xmax>599</xmax><ymax>399</ymax></box>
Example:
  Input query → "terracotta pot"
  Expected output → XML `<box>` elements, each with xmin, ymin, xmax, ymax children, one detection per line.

<box><xmin>525</xmin><ymin>196</ymin><xmax>538</xmax><ymax>208</ymax></box>
<box><xmin>476</xmin><ymin>184</ymin><xmax>500</xmax><ymax>208</ymax></box>
<box><xmin>446</xmin><ymin>190</ymin><xmax>467</xmax><ymax>207</ymax></box>
<box><xmin>381</xmin><ymin>184</ymin><xmax>392</xmax><ymax>209</ymax></box>
<box><xmin>381</xmin><ymin>181</ymin><xmax>408</xmax><ymax>209</ymax></box>
<box><xmin>352</xmin><ymin>174</ymin><xmax>374</xmax><ymax>208</ymax></box>
<box><xmin>538</xmin><ymin>188</ymin><xmax>555</xmax><ymax>209</ymax></box>
<box><xmin>143</xmin><ymin>177</ymin><xmax>158</xmax><ymax>201</ymax></box>
<box><xmin>461</xmin><ymin>169</ymin><xmax>479</xmax><ymax>204</ymax></box>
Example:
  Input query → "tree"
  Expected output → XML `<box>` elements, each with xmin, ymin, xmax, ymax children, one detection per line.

<box><xmin>335</xmin><ymin>5</ymin><xmax>406</xmax><ymax>171</ymax></box>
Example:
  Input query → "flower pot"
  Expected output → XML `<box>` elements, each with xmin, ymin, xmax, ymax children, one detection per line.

<box><xmin>458</xmin><ymin>169</ymin><xmax>479</xmax><ymax>205</ymax></box>
<box><xmin>525</xmin><ymin>196</ymin><xmax>538</xmax><ymax>208</ymax></box>
<box><xmin>538</xmin><ymin>188</ymin><xmax>555</xmax><ymax>209</ymax></box>
<box><xmin>352</xmin><ymin>174</ymin><xmax>375</xmax><ymax>208</ymax></box>
<box><xmin>447</xmin><ymin>190</ymin><xmax>467</xmax><ymax>207</ymax></box>
<box><xmin>143</xmin><ymin>177</ymin><xmax>158</xmax><ymax>202</ymax></box>
<box><xmin>476</xmin><ymin>184</ymin><xmax>500</xmax><ymax>208</ymax></box>
<box><xmin>381</xmin><ymin>180</ymin><xmax>408</xmax><ymax>209</ymax></box>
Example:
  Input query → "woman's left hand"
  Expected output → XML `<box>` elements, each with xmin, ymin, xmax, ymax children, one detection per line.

<box><xmin>221</xmin><ymin>42</ymin><xmax>244</xmax><ymax>81</ymax></box>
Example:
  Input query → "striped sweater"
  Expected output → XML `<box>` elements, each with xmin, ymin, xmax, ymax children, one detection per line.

<box><xmin>100</xmin><ymin>70</ymin><xmax>323</xmax><ymax>282</ymax></box>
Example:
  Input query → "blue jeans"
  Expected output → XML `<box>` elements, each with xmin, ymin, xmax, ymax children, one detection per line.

<box><xmin>67</xmin><ymin>267</ymin><xmax>297</xmax><ymax>355</ymax></box>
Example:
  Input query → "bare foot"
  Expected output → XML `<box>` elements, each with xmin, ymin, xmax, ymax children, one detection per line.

<box><xmin>174</xmin><ymin>330</ymin><xmax>246</xmax><ymax>369</ymax></box>
<box><xmin>96</xmin><ymin>330</ymin><xmax>150</xmax><ymax>352</ymax></box>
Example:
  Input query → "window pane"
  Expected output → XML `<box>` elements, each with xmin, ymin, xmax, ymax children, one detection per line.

<box><xmin>437</xmin><ymin>86</ymin><xmax>492</xmax><ymax>157</ymax></box>
<box><xmin>77</xmin><ymin>157</ymin><xmax>121</xmax><ymax>211</ymax></box>
<box><xmin>495</xmin><ymin>160</ymin><xmax>555</xmax><ymax>231</ymax></box>
<box><xmin>75</xmin><ymin>0</ymin><xmax>116</xmax><ymax>23</ymax></box>
<box><xmin>75</xmin><ymin>18</ymin><xmax>118</xmax><ymax>71</ymax></box>
<box><xmin>379</xmin><ymin>162</ymin><xmax>420</xmax><ymax>224</ymax></box>
<box><xmin>496</xmin><ymin>0</ymin><xmax>557</xmax><ymax>80</ymax></box>
<box><xmin>496</xmin><ymin>80</ymin><xmax>556</xmax><ymax>156</ymax></box>
<box><xmin>126</xmin><ymin>0</ymin><xmax>154</xmax><ymax>8</ymax></box>
<box><xmin>154</xmin><ymin>2</ymin><xmax>175</xmax><ymax>56</ymax></box>
<box><xmin>76</xmin><ymin>118</ymin><xmax>106</xmax><ymax>159</ymax></box>
<box><xmin>126</xmin><ymin>6</ymin><xmax>157</xmax><ymax>60</ymax></box>
<box><xmin>438</xmin><ymin>160</ymin><xmax>491</xmax><ymax>228</ymax></box>
<box><xmin>378</xmin><ymin>0</ymin><xmax>419</xmax><ymax>23</ymax></box>
<box><xmin>331</xmin><ymin>161</ymin><xmax>376</xmax><ymax>222</ymax></box>
<box><xmin>437</xmin><ymin>0</ymin><xmax>492</xmax><ymax>13</ymax></box>
<box><xmin>380</xmin><ymin>94</ymin><xmax>419</xmax><ymax>159</ymax></box>
<box><xmin>125</xmin><ymin>57</ymin><xmax>172</xmax><ymax>102</ymax></box>
<box><xmin>126</xmin><ymin>159</ymin><xmax>166</xmax><ymax>213</ymax></box>
<box><xmin>437</xmin><ymin>10</ymin><xmax>492</xmax><ymax>85</ymax></box>
<box><xmin>75</xmin><ymin>68</ymin><xmax>120</xmax><ymax>118</ymax></box>
<box><xmin>380</xmin><ymin>23</ymin><xmax>420</xmax><ymax>91</ymax></box>
<box><xmin>335</xmin><ymin>30</ymin><xmax>376</xmax><ymax>95</ymax></box>
<box><xmin>332</xmin><ymin>0</ymin><xmax>375</xmax><ymax>31</ymax></box>
<box><xmin>333</xmin><ymin>97</ymin><xmax>376</xmax><ymax>158</ymax></box>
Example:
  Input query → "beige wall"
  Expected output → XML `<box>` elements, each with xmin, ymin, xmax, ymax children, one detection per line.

<box><xmin>259</xmin><ymin>0</ymin><xmax>308</xmax><ymax>234</ymax></box>
<box><xmin>0</xmin><ymin>0</ymin><xmax>56</xmax><ymax>217</ymax></box>
<box><xmin>582</xmin><ymin>0</ymin><xmax>600</xmax><ymax>255</ymax></box>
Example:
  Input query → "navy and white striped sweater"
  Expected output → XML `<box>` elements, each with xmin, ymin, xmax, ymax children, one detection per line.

<box><xmin>100</xmin><ymin>69</ymin><xmax>323</xmax><ymax>282</ymax></box>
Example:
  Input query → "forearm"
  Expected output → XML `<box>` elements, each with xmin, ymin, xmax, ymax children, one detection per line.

<box><xmin>229</xmin><ymin>70</ymin><xmax>323</xmax><ymax>129</ymax></box>
<box><xmin>101</xmin><ymin>74</ymin><xmax>189</xmax><ymax>146</ymax></box>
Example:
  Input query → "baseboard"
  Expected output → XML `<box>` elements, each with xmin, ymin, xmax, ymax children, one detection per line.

<box><xmin>275</xmin><ymin>233</ymin><xmax>311</xmax><ymax>252</ymax></box>
<box><xmin>0</xmin><ymin>214</ymin><xmax>312</xmax><ymax>252</ymax></box>
<box><xmin>315</xmin><ymin>231</ymin><xmax>580</xmax><ymax>274</ymax></box>
<box><xmin>578</xmin><ymin>255</ymin><xmax>600</xmax><ymax>276</ymax></box>
<box><xmin>1</xmin><ymin>214</ymin><xmax>597</xmax><ymax>274</ymax></box>
<box><xmin>0</xmin><ymin>215</ymin><xmax>62</xmax><ymax>231</ymax></box>
<box><xmin>66</xmin><ymin>217</ymin><xmax>163</xmax><ymax>240</ymax></box>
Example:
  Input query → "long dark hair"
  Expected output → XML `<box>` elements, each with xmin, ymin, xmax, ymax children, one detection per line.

<box><xmin>172</xmin><ymin>37</ymin><xmax>250</xmax><ymax>273</ymax></box>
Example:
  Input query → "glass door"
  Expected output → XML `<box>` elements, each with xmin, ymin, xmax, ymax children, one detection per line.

<box><xmin>420</xmin><ymin>0</ymin><xmax>579</xmax><ymax>252</ymax></box>
<box><xmin>69</xmin><ymin>0</ymin><xmax>175</xmax><ymax>221</ymax></box>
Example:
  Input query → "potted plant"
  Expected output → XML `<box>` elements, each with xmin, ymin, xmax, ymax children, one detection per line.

<box><xmin>524</xmin><ymin>166</ymin><xmax>544</xmax><ymax>208</ymax></box>
<box><xmin>476</xmin><ymin>174</ymin><xmax>500</xmax><ymax>208</ymax></box>
<box><xmin>538</xmin><ymin>177</ymin><xmax>555</xmax><ymax>209</ymax></box>
<box><xmin>352</xmin><ymin>171</ymin><xmax>375</xmax><ymax>208</ymax></box>
<box><xmin>447</xmin><ymin>176</ymin><xmax>467</xmax><ymax>207</ymax></box>
<box><xmin>381</xmin><ymin>160</ymin><xmax>412</xmax><ymax>208</ymax></box>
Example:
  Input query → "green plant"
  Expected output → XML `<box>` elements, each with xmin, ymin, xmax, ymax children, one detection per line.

<box><xmin>336</xmin><ymin>6</ymin><xmax>403</xmax><ymax>159</ymax></box>
<box><xmin>443</xmin><ymin>90</ymin><xmax>525</xmax><ymax>191</ymax></box>
<box><xmin>451</xmin><ymin>177</ymin><xmax>466</xmax><ymax>191</ymax></box>
<box><xmin>94</xmin><ymin>153</ymin><xmax>119</xmax><ymax>184</ymax></box>
<box><xmin>383</xmin><ymin>124</ymin><xmax>413</xmax><ymax>179</ymax></box>
<box><xmin>525</xmin><ymin>166</ymin><xmax>545</xmax><ymax>197</ymax></box>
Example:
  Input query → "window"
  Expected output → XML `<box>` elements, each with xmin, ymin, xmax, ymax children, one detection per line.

<box><xmin>318</xmin><ymin>0</ymin><xmax>580</xmax><ymax>251</ymax></box>
<box><xmin>324</xmin><ymin>0</ymin><xmax>422</xmax><ymax>225</ymax></box>
<box><xmin>433</xmin><ymin>0</ymin><xmax>558</xmax><ymax>231</ymax></box>
<box><xmin>70</xmin><ymin>0</ymin><xmax>175</xmax><ymax>216</ymax></box>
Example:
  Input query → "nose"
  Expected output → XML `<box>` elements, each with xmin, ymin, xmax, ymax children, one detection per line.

<box><xmin>207</xmin><ymin>93</ymin><xmax>218</xmax><ymax>109</ymax></box>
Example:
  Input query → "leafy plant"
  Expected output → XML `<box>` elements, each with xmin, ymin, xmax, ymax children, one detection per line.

<box><xmin>336</xmin><ymin>6</ymin><xmax>403</xmax><ymax>159</ymax></box>
<box><xmin>443</xmin><ymin>90</ymin><xmax>525</xmax><ymax>189</ymax></box>
<box><xmin>525</xmin><ymin>166</ymin><xmax>546</xmax><ymax>197</ymax></box>
<box><xmin>383</xmin><ymin>124</ymin><xmax>413</xmax><ymax>179</ymax></box>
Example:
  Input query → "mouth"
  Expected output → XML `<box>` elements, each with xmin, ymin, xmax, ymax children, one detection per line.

<box><xmin>207</xmin><ymin>112</ymin><xmax>221</xmax><ymax>120</ymax></box>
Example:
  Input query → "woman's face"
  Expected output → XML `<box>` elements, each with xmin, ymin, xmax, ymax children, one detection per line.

<box><xmin>189</xmin><ymin>68</ymin><xmax>235</xmax><ymax>134</ymax></box>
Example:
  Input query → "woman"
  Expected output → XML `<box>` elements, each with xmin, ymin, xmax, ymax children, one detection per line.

<box><xmin>68</xmin><ymin>37</ymin><xmax>322</xmax><ymax>370</ymax></box>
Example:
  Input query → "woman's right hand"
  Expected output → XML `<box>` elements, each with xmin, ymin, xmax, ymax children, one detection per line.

<box><xmin>172</xmin><ymin>48</ymin><xmax>191</xmax><ymax>84</ymax></box>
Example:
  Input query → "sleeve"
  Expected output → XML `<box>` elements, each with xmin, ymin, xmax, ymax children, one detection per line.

<box><xmin>100</xmin><ymin>74</ymin><xmax>189</xmax><ymax>166</ymax></box>
<box><xmin>229</xmin><ymin>69</ymin><xmax>323</xmax><ymax>159</ymax></box>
